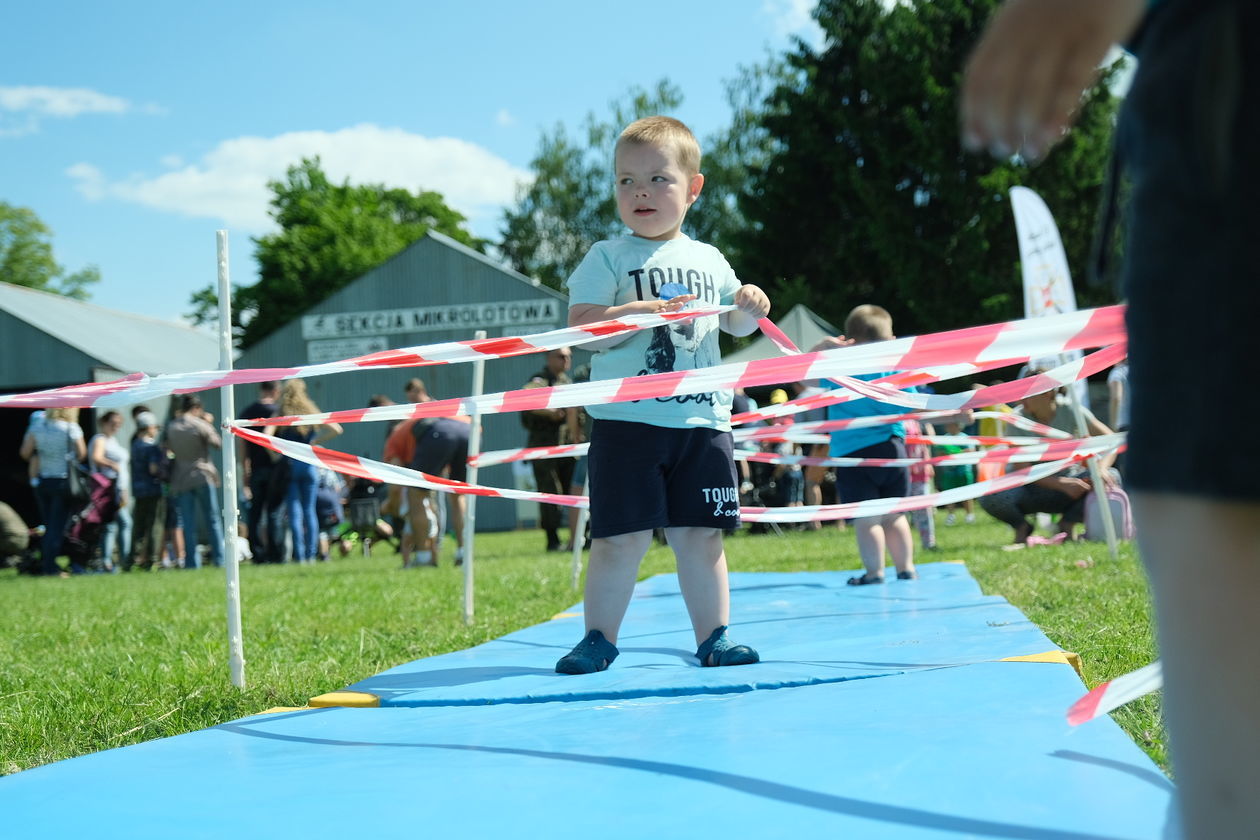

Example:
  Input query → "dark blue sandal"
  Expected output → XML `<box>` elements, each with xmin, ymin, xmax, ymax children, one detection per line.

<box><xmin>847</xmin><ymin>573</ymin><xmax>884</xmax><ymax>586</ymax></box>
<box><xmin>555</xmin><ymin>629</ymin><xmax>619</xmax><ymax>674</ymax></box>
<box><xmin>695</xmin><ymin>626</ymin><xmax>759</xmax><ymax>667</ymax></box>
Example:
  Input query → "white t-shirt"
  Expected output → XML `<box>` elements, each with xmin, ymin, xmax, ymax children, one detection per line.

<box><xmin>566</xmin><ymin>235</ymin><xmax>741</xmax><ymax>430</ymax></box>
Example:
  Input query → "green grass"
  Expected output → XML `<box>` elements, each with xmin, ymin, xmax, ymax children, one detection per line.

<box><xmin>0</xmin><ymin>516</ymin><xmax>1165</xmax><ymax>776</ymax></box>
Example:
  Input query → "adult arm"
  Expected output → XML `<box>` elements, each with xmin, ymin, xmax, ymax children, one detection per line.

<box><xmin>312</xmin><ymin>422</ymin><xmax>343</xmax><ymax>446</ymax></box>
<box><xmin>18</xmin><ymin>432</ymin><xmax>35</xmax><ymax>462</ymax></box>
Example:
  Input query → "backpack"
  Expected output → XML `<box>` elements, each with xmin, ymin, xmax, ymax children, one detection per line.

<box><xmin>1084</xmin><ymin>486</ymin><xmax>1135</xmax><ymax>542</ymax></box>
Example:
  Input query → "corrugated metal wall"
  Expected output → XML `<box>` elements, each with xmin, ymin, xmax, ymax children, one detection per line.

<box><xmin>233</xmin><ymin>233</ymin><xmax>588</xmax><ymax>533</ymax></box>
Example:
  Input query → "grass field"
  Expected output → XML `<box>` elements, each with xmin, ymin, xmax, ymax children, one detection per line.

<box><xmin>0</xmin><ymin>515</ymin><xmax>1165</xmax><ymax>776</ymax></box>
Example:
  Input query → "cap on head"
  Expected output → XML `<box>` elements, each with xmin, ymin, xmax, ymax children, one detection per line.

<box><xmin>136</xmin><ymin>411</ymin><xmax>158</xmax><ymax>429</ymax></box>
<box><xmin>770</xmin><ymin>389</ymin><xmax>789</xmax><ymax>405</ymax></box>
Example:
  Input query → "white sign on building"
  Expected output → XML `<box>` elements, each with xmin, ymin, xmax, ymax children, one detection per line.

<box><xmin>301</xmin><ymin>299</ymin><xmax>562</xmax><ymax>340</ymax></box>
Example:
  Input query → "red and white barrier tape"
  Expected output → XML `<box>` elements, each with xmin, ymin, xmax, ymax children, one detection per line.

<box><xmin>240</xmin><ymin>308</ymin><xmax>1127</xmax><ymax>429</ymax></box>
<box><xmin>738</xmin><ymin>453</ymin><xmax>1097</xmax><ymax>523</ymax></box>
<box><xmin>1067</xmin><ymin>661</ymin><xmax>1163</xmax><ymax>726</ymax></box>
<box><xmin>470</xmin><ymin>432</ymin><xmax>1121</xmax><ymax>470</ymax></box>
<box><xmin>232</xmin><ymin>421</ymin><xmax>1102</xmax><ymax>524</ymax></box>
<box><xmin>0</xmin><ymin>305</ymin><xmax>730</xmax><ymax>409</ymax></box>
<box><xmin>232</xmin><ymin>426</ymin><xmax>589</xmax><ymax>509</ymax></box>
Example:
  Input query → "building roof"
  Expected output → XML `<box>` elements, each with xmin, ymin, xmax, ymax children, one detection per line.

<box><xmin>723</xmin><ymin>303</ymin><xmax>840</xmax><ymax>365</ymax></box>
<box><xmin>0</xmin><ymin>281</ymin><xmax>222</xmax><ymax>375</ymax></box>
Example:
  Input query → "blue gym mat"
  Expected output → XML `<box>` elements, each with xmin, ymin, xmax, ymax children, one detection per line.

<box><xmin>0</xmin><ymin>563</ymin><xmax>1173</xmax><ymax>838</ymax></box>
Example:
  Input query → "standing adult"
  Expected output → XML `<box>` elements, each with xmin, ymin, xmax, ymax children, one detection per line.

<box><xmin>88</xmin><ymin>410</ymin><xmax>131</xmax><ymax>572</ymax></box>
<box><xmin>166</xmin><ymin>395</ymin><xmax>224</xmax><ymax>569</ymax></box>
<box><xmin>963</xmin><ymin>2</ymin><xmax>1260</xmax><ymax>834</ymax></box>
<box><xmin>238</xmin><ymin>381</ymin><xmax>284</xmax><ymax>564</ymax></box>
<box><xmin>522</xmin><ymin>347</ymin><xmax>577</xmax><ymax>551</ymax></box>
<box><xmin>18</xmin><ymin>407</ymin><xmax>86</xmax><ymax>576</ymax></box>
<box><xmin>407</xmin><ymin>413</ymin><xmax>471</xmax><ymax>567</ymax></box>
<box><xmin>129</xmin><ymin>411</ymin><xmax>165</xmax><ymax>571</ymax></box>
<box><xmin>382</xmin><ymin>378</ymin><xmax>429</xmax><ymax>564</ymax></box>
<box><xmin>276</xmin><ymin>380</ymin><xmax>342</xmax><ymax>564</ymax></box>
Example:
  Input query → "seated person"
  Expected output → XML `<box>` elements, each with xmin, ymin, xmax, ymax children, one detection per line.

<box><xmin>979</xmin><ymin>376</ymin><xmax>1115</xmax><ymax>544</ymax></box>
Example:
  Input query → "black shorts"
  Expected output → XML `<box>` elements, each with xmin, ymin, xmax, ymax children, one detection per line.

<box><xmin>1119</xmin><ymin>0</ymin><xmax>1260</xmax><ymax>500</ymax></box>
<box><xmin>587</xmin><ymin>419</ymin><xmax>739</xmax><ymax>538</ymax></box>
<box><xmin>410</xmin><ymin>419</ymin><xmax>470</xmax><ymax>482</ymax></box>
<box><xmin>833</xmin><ymin>438</ymin><xmax>910</xmax><ymax>504</ymax></box>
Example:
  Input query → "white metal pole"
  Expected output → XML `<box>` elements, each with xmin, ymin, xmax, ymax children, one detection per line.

<box><xmin>462</xmin><ymin>330</ymin><xmax>487</xmax><ymax>625</ymax></box>
<box><xmin>216</xmin><ymin>231</ymin><xmax>246</xmax><ymax>688</ymax></box>
<box><xmin>570</xmin><ymin>475</ymin><xmax>589</xmax><ymax>591</ymax></box>
<box><xmin>1060</xmin><ymin>356</ymin><xmax>1119</xmax><ymax>560</ymax></box>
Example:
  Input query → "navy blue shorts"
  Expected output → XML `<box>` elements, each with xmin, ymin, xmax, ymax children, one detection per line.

<box><xmin>833</xmin><ymin>438</ymin><xmax>910</xmax><ymax>504</ymax></box>
<box><xmin>411</xmin><ymin>418</ymin><xmax>470</xmax><ymax>482</ymax></box>
<box><xmin>587</xmin><ymin>419</ymin><xmax>739</xmax><ymax>538</ymax></box>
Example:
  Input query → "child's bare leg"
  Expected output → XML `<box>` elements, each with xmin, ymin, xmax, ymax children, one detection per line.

<box><xmin>665</xmin><ymin>526</ymin><xmax>729</xmax><ymax>645</ymax></box>
<box><xmin>406</xmin><ymin>488</ymin><xmax>435</xmax><ymax>557</ymax></box>
<box><xmin>582</xmin><ymin>529</ymin><xmax>652</xmax><ymax>644</ymax></box>
<box><xmin>884</xmin><ymin>513</ymin><xmax>914</xmax><ymax>575</ymax></box>
<box><xmin>852</xmin><ymin>516</ymin><xmax>887</xmax><ymax>578</ymax></box>
<box><xmin>1132</xmin><ymin>492</ymin><xmax>1260</xmax><ymax>839</ymax></box>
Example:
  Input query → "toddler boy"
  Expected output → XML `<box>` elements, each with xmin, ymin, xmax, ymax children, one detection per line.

<box><xmin>556</xmin><ymin>115</ymin><xmax>770</xmax><ymax>674</ymax></box>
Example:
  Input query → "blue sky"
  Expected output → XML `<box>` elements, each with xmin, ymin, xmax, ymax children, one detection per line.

<box><xmin>2</xmin><ymin>0</ymin><xmax>823</xmax><ymax>326</ymax></box>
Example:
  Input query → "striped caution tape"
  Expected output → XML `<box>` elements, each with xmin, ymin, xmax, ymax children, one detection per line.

<box><xmin>238</xmin><ymin>308</ymin><xmax>1126</xmax><ymax>430</ymax></box>
<box><xmin>232</xmin><ymin>418</ymin><xmax>1097</xmax><ymax>524</ymax></box>
<box><xmin>0</xmin><ymin>305</ymin><xmax>732</xmax><ymax>409</ymax></box>
<box><xmin>1067</xmin><ymin>661</ymin><xmax>1163</xmax><ymax>726</ymax></box>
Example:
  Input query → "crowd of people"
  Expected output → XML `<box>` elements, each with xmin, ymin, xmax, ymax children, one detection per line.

<box><xmin>7</xmin><ymin>381</ymin><xmax>384</xmax><ymax>576</ymax></box>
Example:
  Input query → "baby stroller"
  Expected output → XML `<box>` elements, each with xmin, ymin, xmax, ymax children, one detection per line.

<box><xmin>64</xmin><ymin>472</ymin><xmax>119</xmax><ymax>573</ymax></box>
<box><xmin>343</xmin><ymin>479</ymin><xmax>399</xmax><ymax>557</ymax></box>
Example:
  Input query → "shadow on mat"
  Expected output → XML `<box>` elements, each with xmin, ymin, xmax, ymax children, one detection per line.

<box><xmin>216</xmin><ymin>720</ymin><xmax>1138</xmax><ymax>840</ymax></box>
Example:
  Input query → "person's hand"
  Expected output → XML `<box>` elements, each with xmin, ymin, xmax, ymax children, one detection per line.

<box><xmin>734</xmin><ymin>284</ymin><xmax>770</xmax><ymax>319</ymax></box>
<box><xmin>1052</xmin><ymin>475</ymin><xmax>1093</xmax><ymax>499</ymax></box>
<box><xmin>652</xmin><ymin>294</ymin><xmax>697</xmax><ymax>314</ymax></box>
<box><xmin>961</xmin><ymin>0</ymin><xmax>1145</xmax><ymax>162</ymax></box>
<box><xmin>810</xmin><ymin>335</ymin><xmax>854</xmax><ymax>352</ymax></box>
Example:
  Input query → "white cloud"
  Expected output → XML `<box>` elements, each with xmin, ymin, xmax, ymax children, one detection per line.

<box><xmin>495</xmin><ymin>108</ymin><xmax>515</xmax><ymax>127</ymax></box>
<box><xmin>0</xmin><ymin>85</ymin><xmax>157</xmax><ymax>136</ymax></box>
<box><xmin>763</xmin><ymin>0</ymin><xmax>826</xmax><ymax>50</ymax></box>
<box><xmin>67</xmin><ymin>123</ymin><xmax>533</xmax><ymax>237</ymax></box>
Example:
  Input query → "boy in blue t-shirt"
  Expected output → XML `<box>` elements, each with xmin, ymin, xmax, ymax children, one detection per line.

<box><xmin>556</xmin><ymin>116</ymin><xmax>771</xmax><ymax>674</ymax></box>
<box><xmin>814</xmin><ymin>305</ymin><xmax>920</xmax><ymax>585</ymax></box>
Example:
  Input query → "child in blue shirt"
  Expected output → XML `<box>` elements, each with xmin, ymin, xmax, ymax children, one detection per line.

<box><xmin>557</xmin><ymin>116</ymin><xmax>771</xmax><ymax>674</ymax></box>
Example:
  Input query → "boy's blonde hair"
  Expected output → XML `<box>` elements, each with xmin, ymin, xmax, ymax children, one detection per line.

<box><xmin>615</xmin><ymin>116</ymin><xmax>702</xmax><ymax>177</ymax></box>
<box><xmin>844</xmin><ymin>305</ymin><xmax>895</xmax><ymax>344</ymax></box>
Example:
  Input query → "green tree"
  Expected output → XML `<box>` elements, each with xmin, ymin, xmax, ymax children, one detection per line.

<box><xmin>739</xmin><ymin>0</ymin><xmax>1123</xmax><ymax>337</ymax></box>
<box><xmin>0</xmin><ymin>201</ymin><xmax>100</xmax><ymax>300</ymax></box>
<box><xmin>189</xmin><ymin>158</ymin><xmax>483</xmax><ymax>348</ymax></box>
<box><xmin>499</xmin><ymin>81</ymin><xmax>684</xmax><ymax>291</ymax></box>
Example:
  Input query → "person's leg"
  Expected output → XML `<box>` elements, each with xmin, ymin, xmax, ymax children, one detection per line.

<box><xmin>175</xmin><ymin>490</ymin><xmax>199</xmax><ymax>568</ymax></box>
<box><xmin>114</xmin><ymin>504</ymin><xmax>133</xmax><ymax>570</ymax></box>
<box><xmin>1133</xmin><ymin>492</ymin><xmax>1260</xmax><ymax>839</ymax></box>
<box><xmin>580</xmin><ymin>529</ymin><xmax>653</xmax><ymax>644</ymax></box>
<box><xmin>884</xmin><ymin>512</ymin><xmax>914</xmax><ymax>577</ymax></box>
<box><xmin>405</xmin><ymin>487</ymin><xmax>435</xmax><ymax>564</ymax></box>
<box><xmin>852</xmin><ymin>515</ymin><xmax>887</xmax><ymax>580</ymax></box>
<box><xmin>133</xmin><ymin>496</ymin><xmax>158</xmax><ymax>568</ymax></box>
<box><xmin>37</xmin><ymin>481</ymin><xmax>66</xmax><ymax>575</ymax></box>
<box><xmin>979</xmin><ymin>487</ymin><xmax>1032</xmax><ymax>543</ymax></box>
<box><xmin>532</xmin><ymin>460</ymin><xmax>562</xmax><ymax>550</ymax></box>
<box><xmin>198</xmin><ymin>484</ymin><xmax>224</xmax><ymax>567</ymax></box>
<box><xmin>665</xmin><ymin>526</ymin><xmax>729</xmax><ymax>645</ymax></box>
<box><xmin>299</xmin><ymin>476</ymin><xmax>317</xmax><ymax>562</ymax></box>
<box><xmin>284</xmin><ymin>482</ymin><xmax>303</xmax><ymax>565</ymax></box>
<box><xmin>246</xmin><ymin>471</ymin><xmax>267</xmax><ymax>561</ymax></box>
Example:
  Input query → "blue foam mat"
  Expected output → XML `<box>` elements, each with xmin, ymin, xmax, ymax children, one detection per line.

<box><xmin>1</xmin><ymin>564</ymin><xmax>1172</xmax><ymax>838</ymax></box>
<box><xmin>349</xmin><ymin>563</ymin><xmax>1061</xmax><ymax>706</ymax></box>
